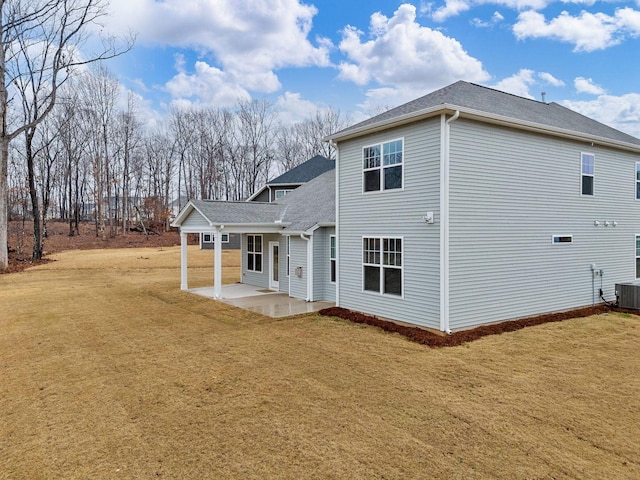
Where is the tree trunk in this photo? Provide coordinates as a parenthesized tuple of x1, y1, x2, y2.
(25, 130, 43, 260)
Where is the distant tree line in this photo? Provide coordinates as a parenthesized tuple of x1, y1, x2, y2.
(6, 66, 349, 259)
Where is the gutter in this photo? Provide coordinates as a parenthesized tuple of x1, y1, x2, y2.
(327, 103, 640, 154)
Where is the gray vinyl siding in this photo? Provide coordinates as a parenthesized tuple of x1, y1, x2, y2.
(313, 227, 336, 302)
(181, 210, 210, 228)
(251, 190, 270, 202)
(337, 118, 441, 329)
(241, 233, 280, 289)
(289, 236, 308, 300)
(448, 119, 640, 330)
(201, 233, 240, 250)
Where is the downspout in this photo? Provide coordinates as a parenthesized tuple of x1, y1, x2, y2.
(440, 110, 459, 334)
(300, 233, 313, 302)
(330, 139, 339, 306)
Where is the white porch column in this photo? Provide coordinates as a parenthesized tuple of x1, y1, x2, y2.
(180, 231, 188, 290)
(213, 227, 223, 299)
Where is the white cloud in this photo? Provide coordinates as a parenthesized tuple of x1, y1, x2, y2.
(338, 4, 490, 94)
(472, 11, 505, 28)
(513, 8, 640, 52)
(563, 94, 640, 138)
(432, 0, 549, 22)
(105, 0, 331, 100)
(491, 69, 537, 98)
(538, 72, 565, 87)
(275, 92, 322, 125)
(574, 76, 606, 95)
(164, 61, 252, 107)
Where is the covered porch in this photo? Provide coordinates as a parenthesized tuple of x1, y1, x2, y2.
(189, 283, 334, 318)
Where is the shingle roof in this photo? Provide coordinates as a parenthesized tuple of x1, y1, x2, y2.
(331, 81, 640, 147)
(182, 170, 335, 232)
(278, 169, 335, 232)
(268, 155, 335, 184)
(189, 200, 282, 225)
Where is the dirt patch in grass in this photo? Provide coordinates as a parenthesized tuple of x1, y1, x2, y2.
(319, 305, 640, 346)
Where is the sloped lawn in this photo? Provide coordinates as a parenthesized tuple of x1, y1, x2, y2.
(1, 246, 638, 479)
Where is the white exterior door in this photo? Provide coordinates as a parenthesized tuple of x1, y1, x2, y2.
(269, 241, 279, 290)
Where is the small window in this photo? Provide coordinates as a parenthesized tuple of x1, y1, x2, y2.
(636, 235, 640, 279)
(221, 233, 229, 243)
(247, 234, 263, 272)
(275, 189, 292, 200)
(552, 235, 573, 244)
(363, 139, 403, 192)
(363, 236, 402, 296)
(636, 163, 640, 200)
(581, 153, 594, 196)
(203, 233, 212, 243)
(330, 235, 336, 283)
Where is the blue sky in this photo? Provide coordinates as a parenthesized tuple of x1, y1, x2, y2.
(103, 0, 640, 135)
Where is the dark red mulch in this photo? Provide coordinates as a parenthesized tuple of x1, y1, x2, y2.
(319, 305, 635, 347)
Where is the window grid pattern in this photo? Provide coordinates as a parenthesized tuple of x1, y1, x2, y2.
(636, 163, 640, 200)
(363, 139, 403, 192)
(330, 235, 336, 283)
(636, 235, 640, 279)
(581, 153, 594, 196)
(363, 237, 402, 296)
(247, 234, 263, 272)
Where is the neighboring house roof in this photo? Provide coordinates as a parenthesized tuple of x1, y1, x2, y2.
(269, 155, 335, 184)
(173, 169, 335, 234)
(328, 81, 640, 151)
(246, 155, 335, 201)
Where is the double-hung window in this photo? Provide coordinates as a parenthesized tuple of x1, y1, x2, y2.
(363, 139, 403, 192)
(636, 235, 640, 279)
(636, 163, 640, 200)
(581, 153, 594, 196)
(330, 235, 336, 283)
(363, 237, 402, 296)
(247, 234, 263, 272)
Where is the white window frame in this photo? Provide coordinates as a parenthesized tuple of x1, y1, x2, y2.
(221, 233, 229, 243)
(247, 234, 263, 273)
(581, 152, 595, 196)
(274, 189, 293, 200)
(202, 233, 213, 243)
(362, 236, 403, 298)
(286, 236, 290, 277)
(636, 235, 640, 280)
(636, 162, 640, 200)
(551, 235, 573, 244)
(362, 138, 404, 193)
(330, 235, 336, 284)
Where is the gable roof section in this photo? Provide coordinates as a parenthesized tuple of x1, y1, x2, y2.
(329, 81, 640, 151)
(173, 170, 335, 234)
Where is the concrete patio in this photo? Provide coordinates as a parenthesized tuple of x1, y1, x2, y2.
(189, 283, 335, 318)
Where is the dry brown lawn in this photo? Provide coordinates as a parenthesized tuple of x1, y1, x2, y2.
(1, 246, 639, 479)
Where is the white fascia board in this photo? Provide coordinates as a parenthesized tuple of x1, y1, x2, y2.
(171, 201, 212, 227)
(178, 223, 288, 234)
(328, 103, 640, 153)
(245, 187, 267, 202)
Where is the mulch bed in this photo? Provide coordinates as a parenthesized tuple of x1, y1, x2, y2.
(319, 305, 637, 347)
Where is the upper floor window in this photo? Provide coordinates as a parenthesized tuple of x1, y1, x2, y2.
(636, 163, 640, 200)
(636, 235, 640, 279)
(581, 153, 594, 196)
(363, 139, 403, 192)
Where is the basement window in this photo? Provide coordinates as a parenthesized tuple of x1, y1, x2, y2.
(552, 235, 573, 244)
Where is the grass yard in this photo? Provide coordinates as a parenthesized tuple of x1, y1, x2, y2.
(1, 246, 639, 479)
